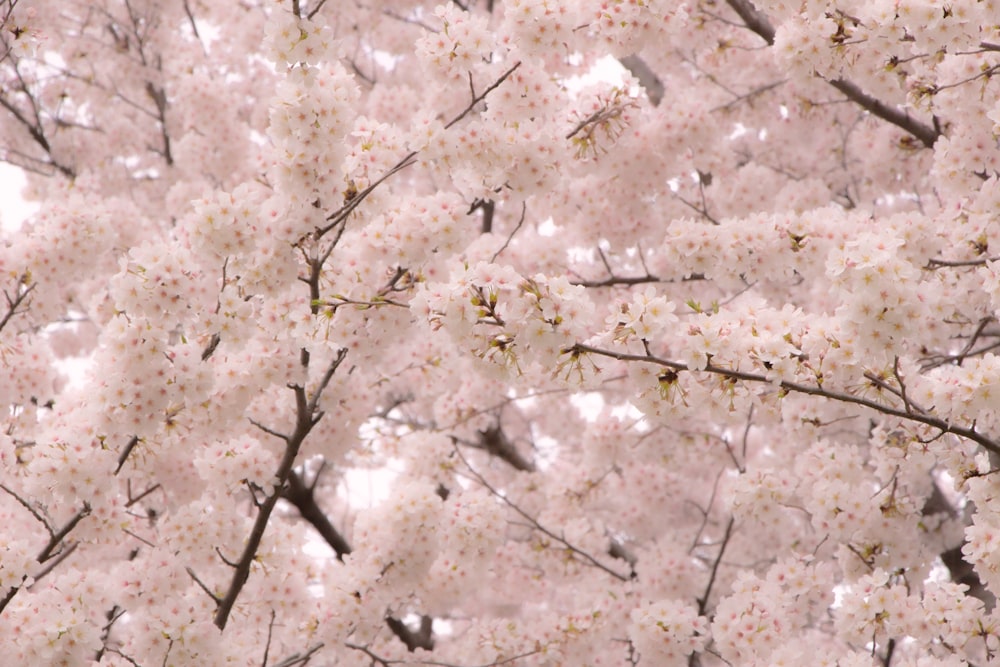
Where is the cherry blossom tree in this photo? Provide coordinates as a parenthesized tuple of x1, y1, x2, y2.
(2, 0, 1000, 664)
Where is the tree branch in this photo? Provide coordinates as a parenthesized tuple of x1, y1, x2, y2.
(568, 343, 1000, 456)
(723, 0, 940, 148)
(619, 55, 664, 106)
(476, 424, 535, 472)
(724, 0, 775, 43)
(696, 516, 734, 615)
(454, 445, 629, 582)
(272, 643, 325, 667)
(282, 468, 352, 559)
(827, 78, 939, 149)
(0, 280, 34, 334)
(317, 62, 520, 239)
(214, 350, 348, 629)
(386, 614, 434, 652)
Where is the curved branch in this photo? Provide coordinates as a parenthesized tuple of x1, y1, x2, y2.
(827, 78, 939, 149)
(724, 0, 775, 44)
(386, 615, 434, 652)
(0, 280, 34, 334)
(568, 343, 1000, 456)
(477, 424, 535, 473)
(723, 0, 941, 149)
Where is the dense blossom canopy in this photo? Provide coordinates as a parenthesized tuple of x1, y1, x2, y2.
(2, 0, 1000, 665)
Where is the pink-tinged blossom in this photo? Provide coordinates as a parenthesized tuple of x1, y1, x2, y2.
(3, 0, 1000, 664)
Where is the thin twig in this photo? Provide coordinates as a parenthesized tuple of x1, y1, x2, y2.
(697, 516, 735, 615)
(316, 63, 521, 238)
(490, 202, 526, 262)
(115, 435, 140, 474)
(272, 643, 325, 667)
(453, 445, 629, 582)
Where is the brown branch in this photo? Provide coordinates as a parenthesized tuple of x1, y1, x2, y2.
(280, 463, 444, 650)
(921, 480, 994, 607)
(926, 256, 998, 269)
(490, 201, 526, 262)
(619, 55, 664, 106)
(0, 0, 22, 40)
(115, 435, 140, 474)
(386, 614, 434, 652)
(568, 343, 1000, 456)
(469, 198, 495, 233)
(37, 502, 91, 562)
(697, 516, 735, 615)
(477, 424, 535, 472)
(572, 267, 706, 288)
(144, 80, 172, 165)
(272, 643, 325, 667)
(445, 62, 521, 131)
(710, 79, 787, 113)
(0, 81, 76, 178)
(723, 0, 940, 148)
(306, 0, 330, 20)
(30, 540, 79, 585)
(318, 155, 418, 235)
(181, 0, 200, 39)
(826, 78, 939, 148)
(282, 468, 352, 559)
(201, 332, 221, 361)
(214, 349, 348, 629)
(608, 538, 638, 579)
(724, 0, 775, 43)
(186, 566, 220, 602)
(346, 642, 540, 667)
(0, 498, 90, 614)
(453, 445, 629, 581)
(0, 280, 34, 334)
(317, 62, 520, 238)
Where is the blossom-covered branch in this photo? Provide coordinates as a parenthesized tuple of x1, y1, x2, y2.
(567, 342, 1000, 455)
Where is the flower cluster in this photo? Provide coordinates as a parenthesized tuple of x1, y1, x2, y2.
(193, 436, 278, 495)
(264, 10, 337, 67)
(713, 557, 833, 663)
(351, 480, 443, 591)
(415, 4, 494, 80)
(267, 63, 359, 204)
(629, 599, 708, 664)
(835, 569, 917, 647)
(7, 0, 1000, 665)
(413, 261, 594, 377)
(422, 488, 505, 610)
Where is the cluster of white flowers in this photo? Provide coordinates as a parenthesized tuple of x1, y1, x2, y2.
(413, 260, 595, 378)
(193, 436, 278, 495)
(8, 0, 1000, 664)
(712, 557, 834, 663)
(628, 599, 708, 664)
(422, 488, 505, 610)
(263, 10, 337, 67)
(351, 480, 443, 591)
(415, 4, 494, 80)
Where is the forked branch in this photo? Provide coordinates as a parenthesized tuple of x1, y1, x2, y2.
(214, 349, 348, 629)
